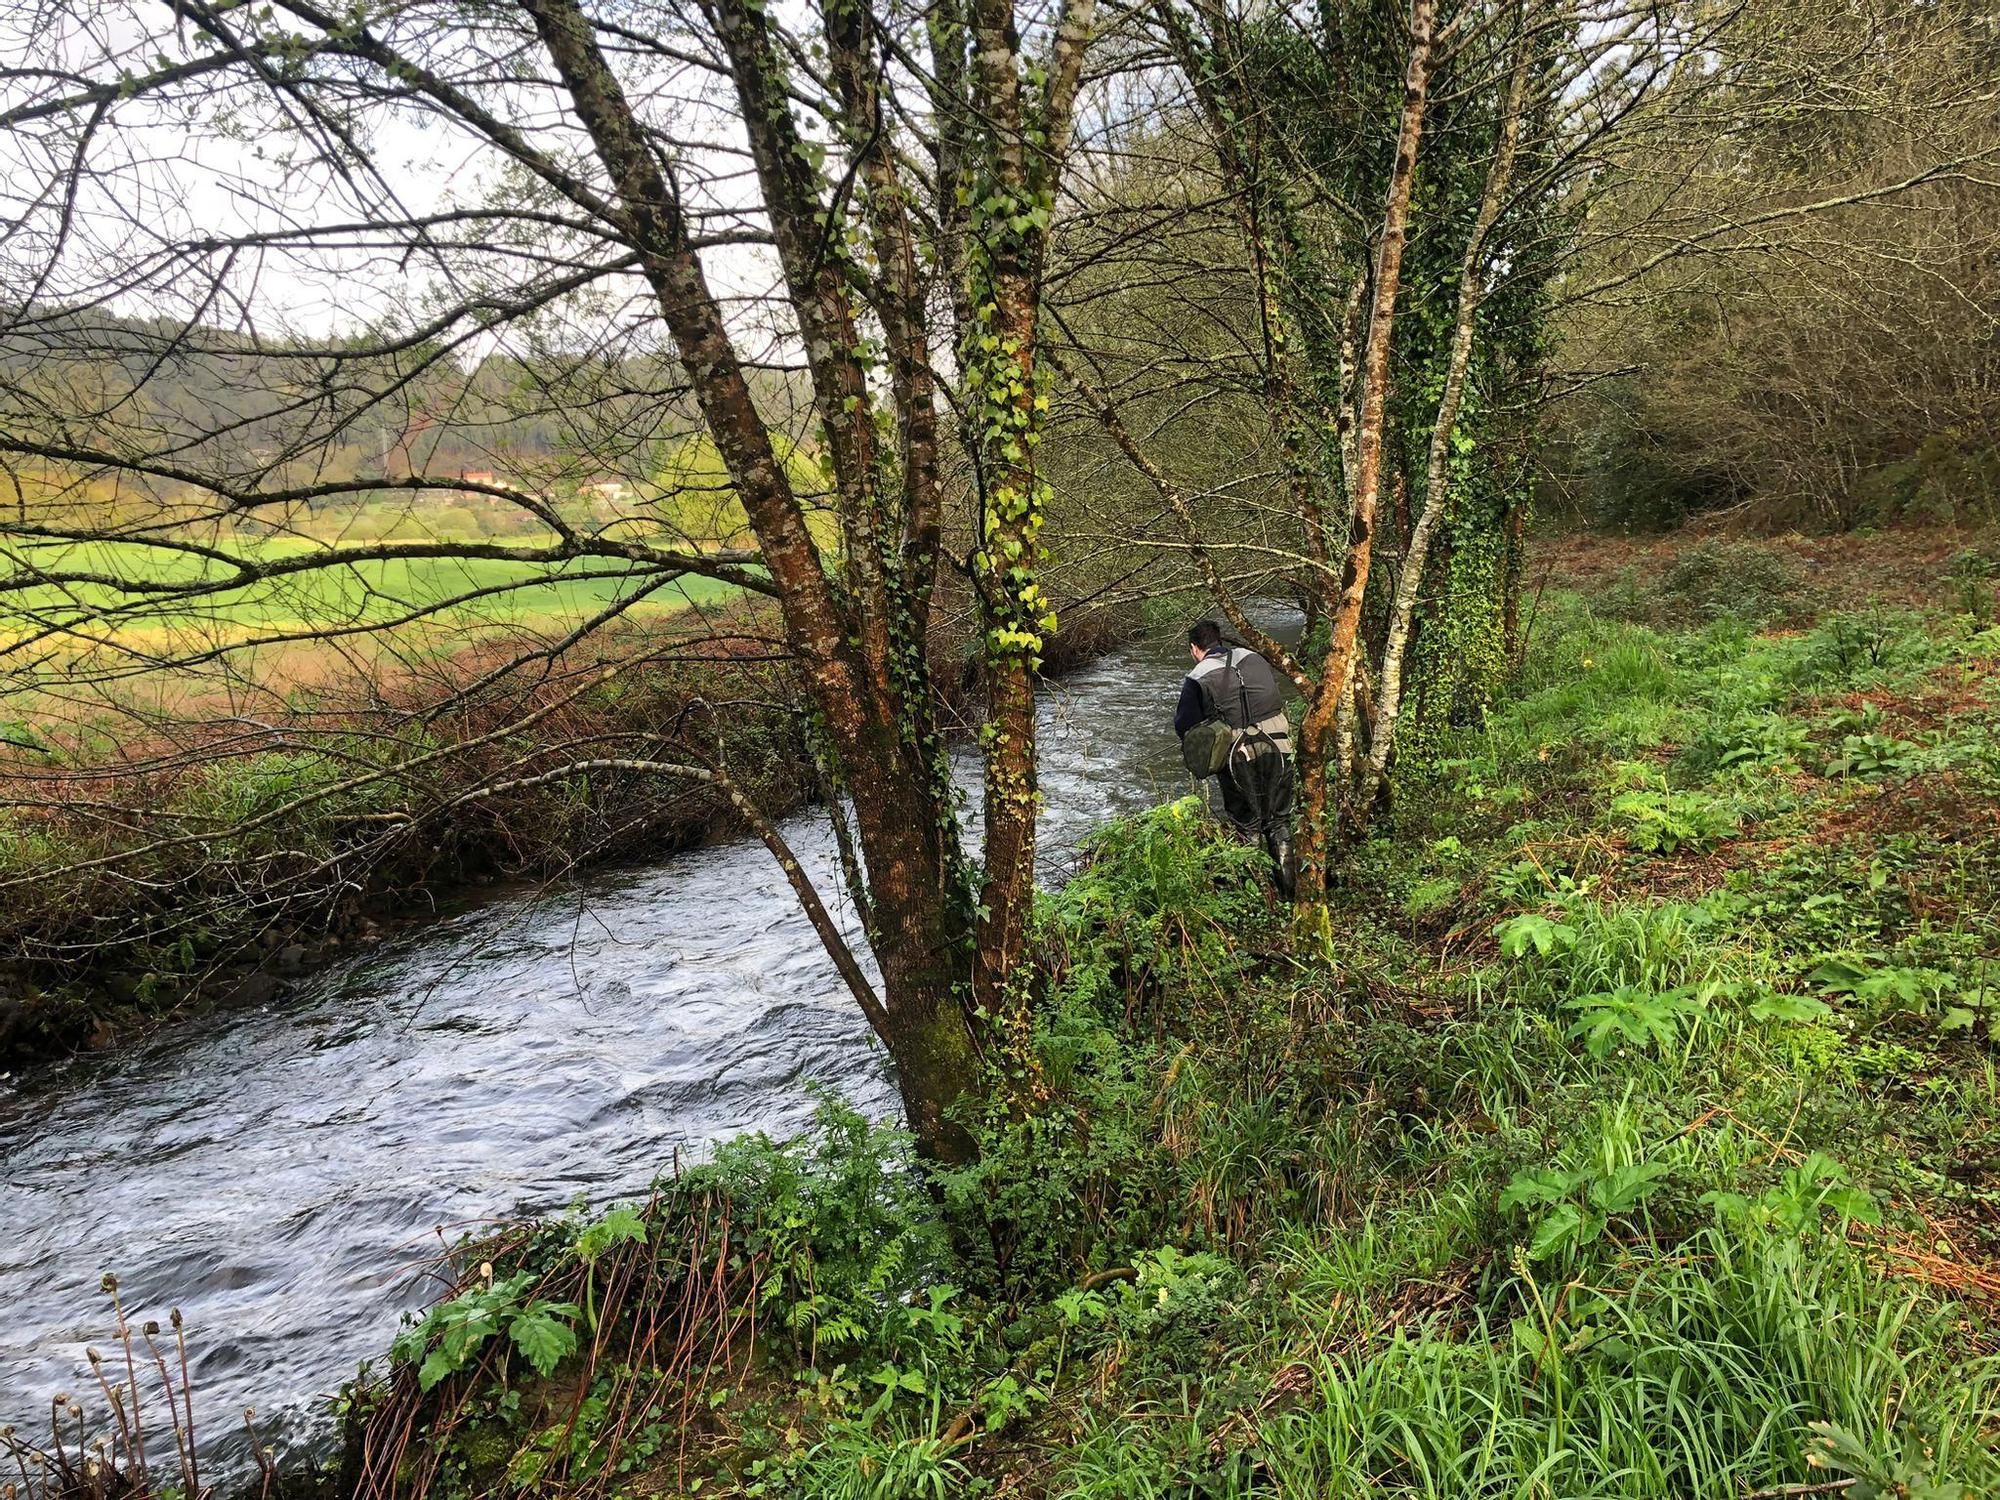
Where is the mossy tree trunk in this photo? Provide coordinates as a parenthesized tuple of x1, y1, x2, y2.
(524, 0, 1095, 1162)
(1358, 42, 1532, 815)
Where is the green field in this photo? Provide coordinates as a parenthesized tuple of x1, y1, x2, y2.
(0, 432, 838, 669)
(2, 535, 742, 649)
(0, 534, 747, 730)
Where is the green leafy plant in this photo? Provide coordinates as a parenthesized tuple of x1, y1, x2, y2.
(390, 1272, 581, 1392)
(1805, 1420, 1969, 1500)
(573, 1203, 647, 1263)
(1494, 911, 1578, 958)
(1404, 876, 1461, 920)
(1792, 609, 1944, 685)
(1689, 711, 1814, 775)
(1500, 1160, 1671, 1261)
(1943, 547, 1996, 627)
(573, 1203, 648, 1329)
(1703, 1152, 1880, 1233)
(1824, 730, 1925, 779)
(1745, 987, 1834, 1024)
(718, 1102, 951, 1360)
(1564, 984, 1709, 1059)
(1606, 777, 1740, 854)
(1102, 1248, 1247, 1380)
(1811, 952, 1995, 1036)
(1812, 954, 1959, 1016)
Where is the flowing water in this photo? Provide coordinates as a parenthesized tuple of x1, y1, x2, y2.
(0, 617, 1296, 1471)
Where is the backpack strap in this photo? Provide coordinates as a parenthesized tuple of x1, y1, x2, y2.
(1225, 649, 1292, 761)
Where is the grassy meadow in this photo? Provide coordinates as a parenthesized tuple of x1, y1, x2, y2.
(1, 521, 746, 737)
(2, 533, 738, 650)
(0, 436, 842, 723)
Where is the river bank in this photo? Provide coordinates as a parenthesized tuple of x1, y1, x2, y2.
(302, 536, 1998, 1500)
(0, 608, 1241, 1482)
(11, 531, 1999, 1499)
(0, 598, 1148, 1068)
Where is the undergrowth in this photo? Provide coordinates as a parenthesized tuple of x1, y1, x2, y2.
(356, 587, 1999, 1499)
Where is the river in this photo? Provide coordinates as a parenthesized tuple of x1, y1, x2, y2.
(0, 616, 1295, 1472)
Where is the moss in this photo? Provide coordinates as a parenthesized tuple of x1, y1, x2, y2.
(1395, 410, 1521, 791)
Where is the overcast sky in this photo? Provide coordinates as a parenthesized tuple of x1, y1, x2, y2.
(0, 0, 792, 359)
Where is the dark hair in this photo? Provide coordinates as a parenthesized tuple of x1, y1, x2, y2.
(1188, 619, 1225, 652)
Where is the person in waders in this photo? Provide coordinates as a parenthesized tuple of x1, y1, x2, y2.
(1174, 618, 1297, 896)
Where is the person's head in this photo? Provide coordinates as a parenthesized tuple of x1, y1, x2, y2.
(1188, 619, 1225, 660)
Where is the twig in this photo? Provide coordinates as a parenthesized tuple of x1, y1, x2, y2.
(1513, 556, 1555, 671)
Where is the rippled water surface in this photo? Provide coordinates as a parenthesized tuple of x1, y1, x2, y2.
(0, 619, 1294, 1466)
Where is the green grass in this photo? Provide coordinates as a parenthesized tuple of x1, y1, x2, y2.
(2, 534, 738, 646)
(1007, 592, 1999, 1500)
(49, 566, 2000, 1500)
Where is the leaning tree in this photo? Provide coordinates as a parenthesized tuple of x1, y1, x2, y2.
(0, 0, 1098, 1163)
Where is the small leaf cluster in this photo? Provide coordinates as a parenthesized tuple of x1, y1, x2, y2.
(389, 1271, 581, 1393)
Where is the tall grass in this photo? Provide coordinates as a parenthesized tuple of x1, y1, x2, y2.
(1255, 1226, 1997, 1499)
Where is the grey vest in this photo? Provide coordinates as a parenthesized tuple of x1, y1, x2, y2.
(1187, 648, 1291, 752)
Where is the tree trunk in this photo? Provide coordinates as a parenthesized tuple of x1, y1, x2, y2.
(524, 0, 991, 1163)
(964, 0, 1095, 1022)
(1501, 471, 1532, 664)
(860, 789, 986, 1164)
(1359, 43, 1530, 813)
(1293, 0, 1438, 905)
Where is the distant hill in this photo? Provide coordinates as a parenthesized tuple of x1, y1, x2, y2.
(0, 305, 813, 512)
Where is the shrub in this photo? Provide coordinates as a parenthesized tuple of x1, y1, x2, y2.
(1944, 547, 1996, 626)
(941, 803, 1307, 1297)
(1787, 607, 1949, 687)
(1604, 540, 1802, 627)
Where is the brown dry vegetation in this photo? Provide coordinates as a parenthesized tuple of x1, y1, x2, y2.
(1540, 526, 2000, 616)
(0, 594, 1144, 1064)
